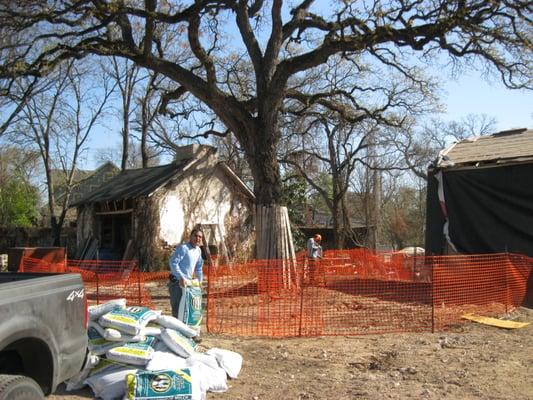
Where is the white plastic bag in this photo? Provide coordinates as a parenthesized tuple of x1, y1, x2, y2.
(123, 368, 204, 400)
(87, 358, 124, 378)
(84, 367, 137, 400)
(156, 314, 199, 338)
(186, 353, 228, 393)
(87, 326, 124, 356)
(145, 350, 187, 371)
(104, 327, 145, 342)
(99, 306, 161, 335)
(88, 298, 126, 321)
(140, 322, 162, 337)
(178, 280, 203, 329)
(160, 328, 198, 358)
(106, 336, 157, 366)
(206, 348, 243, 379)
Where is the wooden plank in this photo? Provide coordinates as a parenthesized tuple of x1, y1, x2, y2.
(95, 209, 134, 215)
(280, 206, 288, 287)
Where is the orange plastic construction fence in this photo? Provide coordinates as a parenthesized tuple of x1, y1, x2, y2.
(19, 250, 533, 337)
(205, 250, 532, 337)
(21, 257, 153, 307)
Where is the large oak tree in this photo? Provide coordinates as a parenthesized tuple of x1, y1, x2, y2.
(0, 0, 530, 257)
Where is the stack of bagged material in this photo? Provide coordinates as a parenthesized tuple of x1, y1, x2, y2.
(67, 299, 243, 400)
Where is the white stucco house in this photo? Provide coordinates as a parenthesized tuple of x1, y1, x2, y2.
(71, 144, 255, 270)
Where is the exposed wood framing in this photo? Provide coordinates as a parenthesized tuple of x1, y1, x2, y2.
(95, 209, 134, 215)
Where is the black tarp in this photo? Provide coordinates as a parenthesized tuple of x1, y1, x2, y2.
(425, 163, 533, 257)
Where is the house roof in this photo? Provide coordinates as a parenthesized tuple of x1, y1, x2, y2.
(51, 161, 118, 186)
(70, 158, 255, 207)
(70, 160, 190, 206)
(436, 128, 533, 169)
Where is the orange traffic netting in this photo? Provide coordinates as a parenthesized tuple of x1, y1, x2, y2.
(19, 249, 533, 337)
(21, 257, 153, 307)
(205, 250, 532, 337)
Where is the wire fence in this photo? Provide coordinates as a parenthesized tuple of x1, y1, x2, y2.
(19, 249, 532, 337)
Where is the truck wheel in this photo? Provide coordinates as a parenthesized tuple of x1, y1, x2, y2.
(0, 374, 44, 400)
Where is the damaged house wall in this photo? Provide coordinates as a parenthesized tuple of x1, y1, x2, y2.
(73, 145, 255, 270)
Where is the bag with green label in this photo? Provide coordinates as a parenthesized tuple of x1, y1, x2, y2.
(124, 368, 203, 400)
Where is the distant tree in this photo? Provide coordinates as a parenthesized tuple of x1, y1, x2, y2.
(94, 141, 161, 169)
(106, 57, 143, 171)
(0, 176, 40, 227)
(382, 183, 426, 249)
(0, 147, 40, 227)
(211, 133, 253, 187)
(396, 114, 498, 179)
(7, 60, 114, 244)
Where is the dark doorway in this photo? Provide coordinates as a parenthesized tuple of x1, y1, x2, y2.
(98, 213, 132, 260)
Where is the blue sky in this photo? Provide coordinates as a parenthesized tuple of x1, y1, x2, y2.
(442, 72, 532, 131)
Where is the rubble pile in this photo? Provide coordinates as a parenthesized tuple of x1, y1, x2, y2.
(67, 299, 242, 400)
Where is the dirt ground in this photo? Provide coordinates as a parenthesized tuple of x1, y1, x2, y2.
(49, 306, 532, 400)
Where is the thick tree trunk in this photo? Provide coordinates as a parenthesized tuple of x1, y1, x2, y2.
(242, 119, 295, 261)
(332, 202, 348, 250)
(245, 127, 283, 205)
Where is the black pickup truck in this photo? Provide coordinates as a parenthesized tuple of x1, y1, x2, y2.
(0, 272, 88, 399)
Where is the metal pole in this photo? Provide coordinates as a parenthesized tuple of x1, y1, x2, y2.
(205, 262, 211, 332)
(298, 260, 305, 337)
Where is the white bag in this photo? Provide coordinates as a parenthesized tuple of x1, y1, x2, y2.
(178, 280, 203, 329)
(186, 353, 219, 370)
(87, 358, 124, 378)
(87, 326, 124, 356)
(99, 306, 161, 335)
(140, 322, 162, 337)
(145, 350, 187, 371)
(106, 336, 157, 366)
(206, 348, 243, 379)
(104, 327, 145, 342)
(88, 298, 126, 321)
(160, 328, 198, 358)
(186, 354, 228, 393)
(124, 368, 205, 400)
(88, 320, 107, 337)
(84, 367, 137, 400)
(156, 314, 199, 338)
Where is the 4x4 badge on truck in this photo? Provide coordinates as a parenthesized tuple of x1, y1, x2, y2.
(66, 289, 85, 301)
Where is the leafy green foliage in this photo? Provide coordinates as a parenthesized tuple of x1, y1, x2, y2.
(0, 175, 40, 227)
